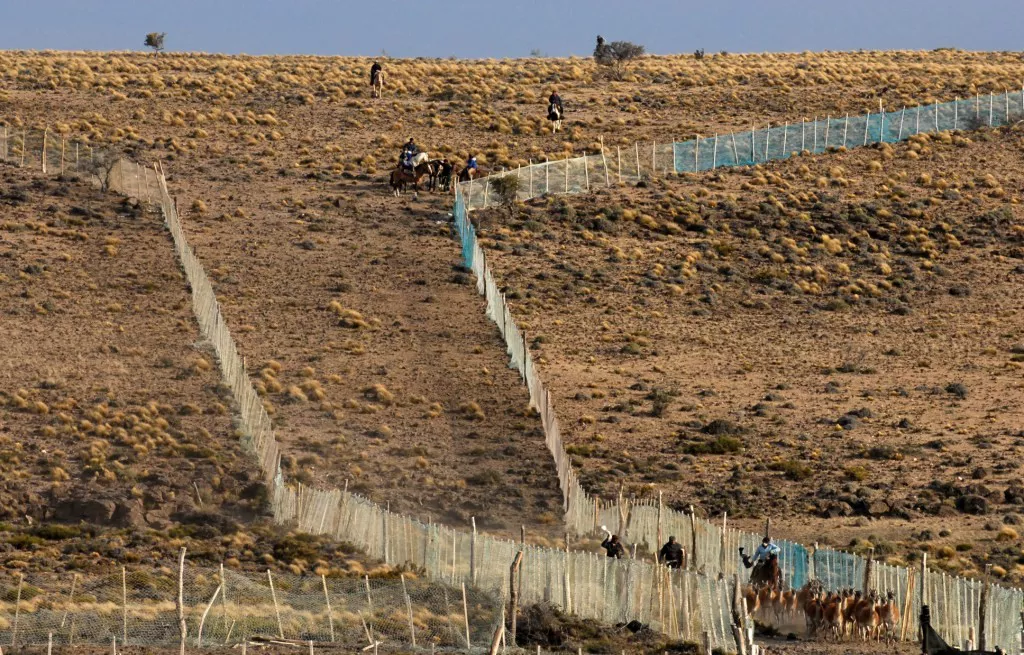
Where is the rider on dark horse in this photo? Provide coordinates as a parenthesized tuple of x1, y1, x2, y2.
(399, 138, 418, 172)
(548, 89, 564, 121)
(740, 536, 781, 586)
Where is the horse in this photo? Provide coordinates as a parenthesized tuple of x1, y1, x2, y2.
(457, 164, 482, 183)
(741, 551, 782, 590)
(547, 103, 563, 133)
(410, 152, 429, 168)
(371, 69, 385, 99)
(425, 159, 446, 192)
(435, 160, 454, 192)
(389, 161, 431, 196)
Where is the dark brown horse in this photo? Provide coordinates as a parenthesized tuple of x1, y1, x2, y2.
(742, 552, 782, 589)
(389, 162, 431, 195)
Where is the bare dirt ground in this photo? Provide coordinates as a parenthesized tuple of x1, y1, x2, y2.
(1, 48, 1023, 587)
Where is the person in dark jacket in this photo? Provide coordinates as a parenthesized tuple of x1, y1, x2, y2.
(399, 138, 418, 171)
(547, 90, 564, 133)
(548, 90, 564, 118)
(659, 536, 684, 569)
(601, 534, 626, 559)
(370, 61, 382, 85)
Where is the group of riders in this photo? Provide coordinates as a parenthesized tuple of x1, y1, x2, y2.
(600, 530, 783, 587)
(372, 61, 564, 194)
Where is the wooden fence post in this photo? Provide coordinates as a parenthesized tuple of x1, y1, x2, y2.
(862, 548, 874, 593)
(600, 142, 610, 186)
(401, 574, 415, 648)
(177, 548, 187, 655)
(689, 505, 698, 571)
(656, 491, 663, 563)
(461, 582, 472, 648)
(731, 574, 748, 655)
(322, 574, 335, 642)
(509, 551, 524, 646)
(563, 535, 572, 613)
(268, 569, 283, 639)
(122, 566, 128, 645)
(978, 567, 990, 652)
(900, 567, 915, 642)
(364, 575, 376, 642)
(719, 512, 728, 579)
(920, 552, 928, 611)
(487, 607, 505, 655)
(470, 517, 476, 584)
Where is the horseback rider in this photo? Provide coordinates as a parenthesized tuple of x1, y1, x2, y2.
(547, 89, 564, 120)
(601, 533, 626, 559)
(659, 536, 684, 569)
(740, 536, 781, 582)
(399, 138, 418, 172)
(750, 536, 781, 566)
(370, 61, 382, 86)
(465, 153, 478, 179)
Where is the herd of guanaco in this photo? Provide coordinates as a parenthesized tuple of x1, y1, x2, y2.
(743, 581, 902, 643)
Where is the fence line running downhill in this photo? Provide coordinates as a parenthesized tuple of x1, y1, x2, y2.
(1, 85, 1021, 651)
(451, 88, 1024, 652)
(0, 125, 744, 650)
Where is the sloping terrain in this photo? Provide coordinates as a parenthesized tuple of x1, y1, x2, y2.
(473, 124, 1024, 576)
(0, 168, 390, 578)
(1, 47, 1023, 562)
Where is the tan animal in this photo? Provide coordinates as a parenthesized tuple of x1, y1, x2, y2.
(854, 590, 881, 640)
(799, 582, 824, 636)
(842, 590, 861, 639)
(876, 590, 901, 644)
(743, 585, 760, 615)
(822, 591, 845, 640)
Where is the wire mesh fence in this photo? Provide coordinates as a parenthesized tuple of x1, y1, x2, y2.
(5, 82, 1024, 651)
(462, 88, 1024, 212)
(0, 564, 504, 652)
(142, 130, 743, 650)
(450, 87, 1024, 652)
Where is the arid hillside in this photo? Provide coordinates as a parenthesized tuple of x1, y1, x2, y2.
(2, 47, 1023, 564)
(0, 167, 400, 579)
(474, 123, 1024, 577)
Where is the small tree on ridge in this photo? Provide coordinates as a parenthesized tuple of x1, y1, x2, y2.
(593, 35, 645, 79)
(144, 32, 166, 54)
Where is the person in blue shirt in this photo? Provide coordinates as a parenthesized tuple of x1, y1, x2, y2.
(465, 154, 478, 179)
(750, 536, 781, 565)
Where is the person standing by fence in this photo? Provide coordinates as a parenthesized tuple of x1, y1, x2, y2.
(602, 533, 626, 559)
(660, 536, 684, 568)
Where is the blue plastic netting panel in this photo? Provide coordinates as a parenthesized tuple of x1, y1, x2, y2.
(671, 91, 1024, 174)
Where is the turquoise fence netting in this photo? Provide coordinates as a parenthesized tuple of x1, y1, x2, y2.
(673, 91, 1024, 172)
(450, 89, 1024, 651)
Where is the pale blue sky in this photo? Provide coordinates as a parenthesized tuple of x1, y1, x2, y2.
(0, 0, 1019, 58)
